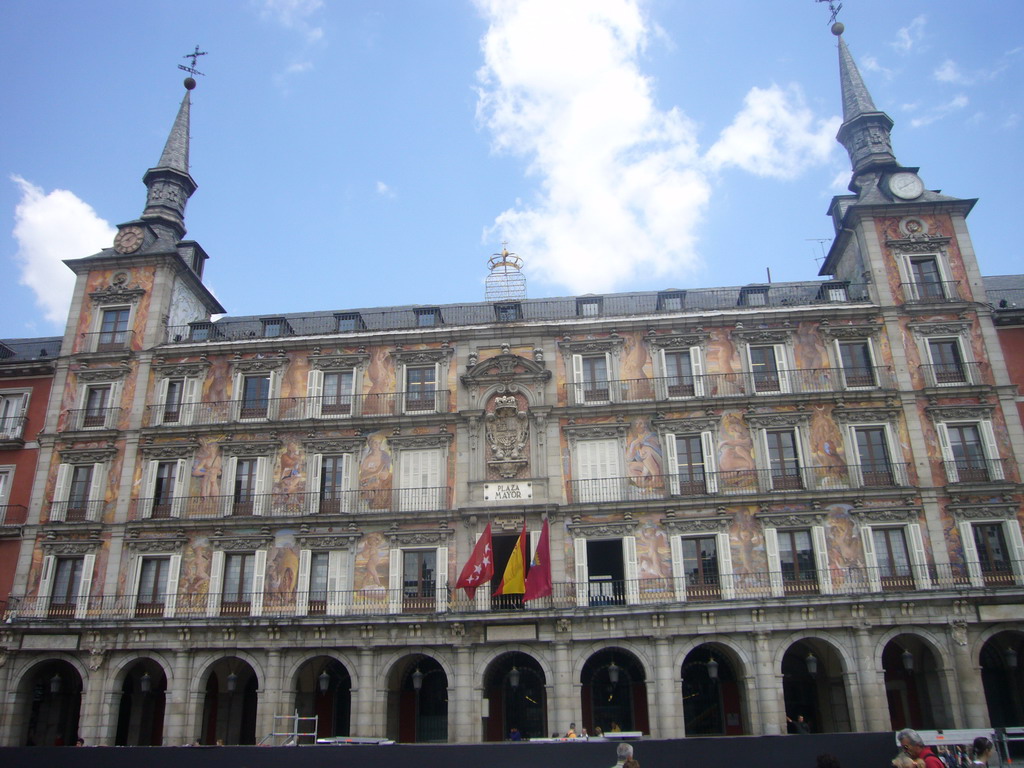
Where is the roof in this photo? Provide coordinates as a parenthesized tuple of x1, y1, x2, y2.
(0, 336, 62, 362)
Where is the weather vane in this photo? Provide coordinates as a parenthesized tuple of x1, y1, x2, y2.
(815, 0, 843, 26)
(178, 45, 208, 78)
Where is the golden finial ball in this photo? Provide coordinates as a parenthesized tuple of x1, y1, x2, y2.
(831, 22, 844, 36)
(184, 77, 197, 90)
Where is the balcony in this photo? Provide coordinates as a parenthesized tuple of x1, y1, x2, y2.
(8, 560, 1021, 623)
(944, 457, 1009, 485)
(900, 281, 962, 304)
(564, 366, 895, 406)
(0, 505, 27, 526)
(0, 415, 27, 442)
(79, 329, 134, 353)
(143, 391, 453, 427)
(61, 406, 123, 431)
(128, 487, 452, 520)
(569, 464, 912, 503)
(921, 361, 985, 388)
(48, 500, 105, 523)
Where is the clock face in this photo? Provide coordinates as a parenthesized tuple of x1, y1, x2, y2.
(889, 172, 924, 201)
(114, 226, 145, 254)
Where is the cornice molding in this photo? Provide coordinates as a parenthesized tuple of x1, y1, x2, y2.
(564, 423, 628, 445)
(655, 417, 719, 435)
(140, 443, 196, 460)
(219, 439, 281, 457)
(849, 507, 920, 524)
(89, 283, 146, 306)
(388, 431, 453, 449)
(152, 359, 211, 378)
(832, 406, 901, 424)
(756, 511, 826, 527)
(303, 437, 364, 454)
(731, 326, 793, 344)
(557, 337, 624, 355)
(925, 404, 995, 421)
(229, 354, 289, 374)
(662, 516, 730, 534)
(743, 411, 809, 429)
(568, 519, 638, 538)
(392, 347, 454, 365)
(818, 322, 882, 340)
(58, 447, 117, 464)
(385, 528, 454, 547)
(647, 331, 710, 349)
(909, 321, 970, 337)
(309, 352, 370, 371)
(75, 365, 131, 383)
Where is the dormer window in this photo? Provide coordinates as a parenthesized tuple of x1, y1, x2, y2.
(261, 318, 291, 338)
(494, 303, 522, 322)
(416, 308, 441, 327)
(577, 297, 602, 317)
(739, 286, 769, 307)
(335, 312, 365, 332)
(189, 321, 220, 342)
(818, 282, 849, 302)
(657, 291, 685, 311)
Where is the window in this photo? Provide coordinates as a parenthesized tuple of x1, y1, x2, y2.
(0, 392, 28, 439)
(571, 353, 611, 404)
(163, 379, 184, 422)
(837, 341, 877, 389)
(849, 426, 905, 487)
(577, 298, 601, 317)
(220, 455, 271, 516)
(404, 365, 437, 413)
(748, 345, 788, 394)
(973, 524, 1012, 584)
(861, 523, 930, 591)
(298, 549, 348, 616)
(152, 461, 177, 518)
(261, 317, 290, 337)
(52, 557, 84, 611)
(415, 308, 441, 327)
(960, 520, 1024, 588)
(36, 554, 95, 618)
(739, 286, 768, 306)
(571, 536, 639, 607)
(574, 438, 623, 503)
(136, 557, 170, 616)
(234, 458, 258, 515)
(871, 528, 911, 590)
(763, 429, 803, 490)
(323, 371, 354, 415)
(494, 303, 522, 322)
(0, 467, 12, 512)
(938, 422, 1003, 483)
(52, 462, 105, 522)
(320, 455, 351, 513)
(402, 550, 437, 612)
(222, 552, 255, 614)
(765, 525, 831, 597)
(657, 291, 684, 311)
(397, 448, 444, 511)
(659, 348, 705, 398)
(188, 321, 219, 341)
(140, 458, 187, 518)
(664, 432, 717, 495)
(240, 374, 271, 419)
(679, 536, 720, 599)
(925, 339, 968, 386)
(309, 552, 330, 613)
(97, 307, 130, 351)
(335, 313, 365, 332)
(819, 282, 849, 302)
(155, 376, 199, 426)
(82, 385, 112, 428)
(908, 256, 946, 300)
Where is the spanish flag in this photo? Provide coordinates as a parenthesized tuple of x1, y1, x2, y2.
(493, 523, 527, 596)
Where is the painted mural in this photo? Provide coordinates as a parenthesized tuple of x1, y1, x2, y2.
(74, 266, 157, 354)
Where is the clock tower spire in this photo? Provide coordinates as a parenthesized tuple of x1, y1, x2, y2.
(140, 81, 197, 243)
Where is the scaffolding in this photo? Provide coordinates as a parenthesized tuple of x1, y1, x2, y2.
(259, 710, 318, 746)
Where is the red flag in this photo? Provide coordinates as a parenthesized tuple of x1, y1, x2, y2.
(524, 519, 552, 602)
(455, 523, 494, 599)
(494, 523, 527, 596)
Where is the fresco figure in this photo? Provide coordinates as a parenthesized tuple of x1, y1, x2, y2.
(625, 417, 664, 492)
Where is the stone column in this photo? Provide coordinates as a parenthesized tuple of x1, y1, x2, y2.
(0, 650, 19, 745)
(166, 647, 193, 745)
(855, 626, 890, 731)
(654, 637, 681, 738)
(258, 649, 283, 742)
(552, 639, 573, 733)
(354, 646, 375, 736)
(753, 631, 783, 735)
(452, 643, 475, 743)
(950, 622, 989, 728)
(78, 656, 109, 745)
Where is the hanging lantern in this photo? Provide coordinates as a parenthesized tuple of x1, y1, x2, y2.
(901, 649, 914, 673)
(805, 653, 818, 677)
(412, 667, 424, 691)
(227, 671, 238, 693)
(1005, 646, 1019, 670)
(706, 657, 720, 681)
(140, 672, 152, 693)
(50, 673, 62, 694)
(318, 669, 330, 693)
(608, 661, 620, 685)
(508, 666, 521, 689)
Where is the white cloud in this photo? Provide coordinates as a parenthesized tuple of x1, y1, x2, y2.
(259, 0, 324, 43)
(909, 94, 969, 128)
(861, 56, 892, 78)
(10, 176, 114, 327)
(934, 59, 971, 85)
(375, 181, 396, 198)
(706, 85, 840, 179)
(474, 0, 836, 294)
(892, 15, 926, 54)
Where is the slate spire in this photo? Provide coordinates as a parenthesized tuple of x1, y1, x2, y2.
(141, 81, 198, 241)
(832, 23, 897, 182)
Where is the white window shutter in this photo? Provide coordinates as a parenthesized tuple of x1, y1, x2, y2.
(251, 550, 267, 617)
(253, 456, 270, 516)
(426, 448, 442, 508)
(433, 362, 442, 412)
(1004, 520, 1024, 586)
(907, 523, 932, 589)
(126, 555, 142, 616)
(690, 346, 706, 397)
(88, 462, 106, 522)
(885, 425, 908, 486)
(332, 550, 350, 615)
(105, 381, 122, 429)
(663, 433, 680, 495)
(717, 531, 735, 600)
(764, 527, 784, 598)
(604, 352, 616, 403)
(574, 537, 589, 607)
(207, 550, 225, 616)
(861, 527, 881, 592)
(701, 431, 718, 494)
(811, 525, 833, 595)
(327, 550, 345, 616)
(220, 456, 238, 516)
(306, 453, 323, 515)
(75, 553, 95, 619)
(164, 554, 181, 618)
(171, 459, 189, 518)
(571, 354, 585, 405)
(792, 427, 810, 490)
(846, 426, 864, 488)
(37, 555, 56, 617)
(529, 529, 540, 561)
(155, 378, 170, 426)
(670, 534, 686, 602)
(388, 548, 402, 614)
(141, 460, 158, 519)
(339, 453, 353, 512)
(435, 545, 449, 613)
(623, 536, 639, 605)
(774, 345, 791, 393)
(979, 420, 1003, 480)
(935, 423, 957, 482)
(959, 522, 983, 588)
(296, 549, 312, 616)
(306, 369, 324, 418)
(231, 372, 243, 421)
(267, 369, 281, 419)
(655, 349, 668, 400)
(181, 377, 199, 426)
(51, 464, 71, 521)
(757, 429, 772, 493)
(896, 255, 915, 301)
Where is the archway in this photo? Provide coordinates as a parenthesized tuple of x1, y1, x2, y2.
(388, 655, 448, 743)
(980, 631, 1024, 727)
(883, 635, 950, 730)
(19, 659, 82, 746)
(483, 651, 547, 741)
(681, 645, 745, 736)
(294, 656, 352, 739)
(781, 640, 851, 733)
(581, 648, 649, 735)
(199, 657, 258, 745)
(114, 659, 166, 745)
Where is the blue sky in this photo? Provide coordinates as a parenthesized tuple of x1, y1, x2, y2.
(2, 1, 1021, 339)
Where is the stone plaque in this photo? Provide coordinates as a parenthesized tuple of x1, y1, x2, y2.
(484, 481, 533, 502)
(486, 624, 537, 642)
(979, 604, 1024, 621)
(21, 634, 80, 651)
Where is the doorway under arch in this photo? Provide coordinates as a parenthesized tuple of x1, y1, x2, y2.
(781, 640, 851, 733)
(681, 645, 745, 736)
(294, 656, 352, 739)
(388, 655, 448, 743)
(980, 631, 1024, 727)
(114, 659, 166, 745)
(483, 651, 547, 741)
(200, 657, 259, 745)
(581, 648, 649, 735)
(19, 659, 82, 746)
(883, 635, 951, 730)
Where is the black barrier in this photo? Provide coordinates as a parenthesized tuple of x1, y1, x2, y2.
(0, 732, 894, 768)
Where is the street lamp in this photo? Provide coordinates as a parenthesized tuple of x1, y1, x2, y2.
(805, 653, 818, 678)
(706, 656, 719, 682)
(901, 649, 914, 673)
(318, 669, 330, 694)
(1006, 646, 1019, 670)
(412, 667, 424, 691)
(508, 665, 520, 689)
(50, 673, 62, 694)
(227, 670, 238, 693)
(140, 672, 152, 693)
(608, 661, 620, 685)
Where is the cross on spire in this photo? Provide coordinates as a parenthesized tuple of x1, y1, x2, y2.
(178, 45, 207, 78)
(815, 0, 843, 26)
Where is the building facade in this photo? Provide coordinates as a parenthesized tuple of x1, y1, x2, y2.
(1, 27, 1022, 747)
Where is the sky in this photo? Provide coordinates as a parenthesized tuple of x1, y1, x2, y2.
(2, 0, 1022, 339)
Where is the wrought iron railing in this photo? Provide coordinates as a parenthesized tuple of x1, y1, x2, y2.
(78, 329, 135, 353)
(900, 281, 963, 303)
(0, 505, 27, 526)
(142, 391, 453, 426)
(61, 406, 123, 431)
(0, 415, 27, 440)
(7, 561, 1021, 622)
(564, 367, 895, 405)
(920, 362, 985, 388)
(943, 457, 1010, 484)
(47, 500, 105, 523)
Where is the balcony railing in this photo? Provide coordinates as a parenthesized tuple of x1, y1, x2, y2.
(8, 561, 1021, 623)
(128, 487, 452, 520)
(143, 391, 453, 426)
(900, 281, 963, 303)
(944, 457, 1009, 484)
(0, 415, 27, 441)
(570, 464, 911, 503)
(48, 500, 105, 523)
(921, 362, 985, 388)
(61, 407, 123, 431)
(0, 505, 27, 526)
(79, 329, 134, 353)
(564, 366, 895, 405)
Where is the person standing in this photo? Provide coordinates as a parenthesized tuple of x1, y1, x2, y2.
(897, 729, 944, 768)
(612, 742, 634, 768)
(970, 736, 994, 766)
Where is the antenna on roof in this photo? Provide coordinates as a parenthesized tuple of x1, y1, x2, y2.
(806, 238, 830, 265)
